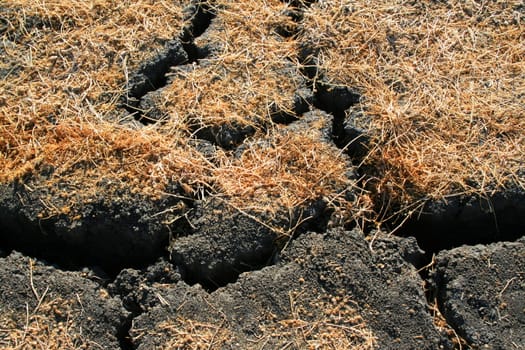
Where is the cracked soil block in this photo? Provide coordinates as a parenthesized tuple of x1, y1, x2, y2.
(128, 228, 446, 349)
(0, 252, 129, 349)
(432, 237, 525, 349)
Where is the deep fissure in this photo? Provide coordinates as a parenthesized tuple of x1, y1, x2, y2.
(398, 192, 525, 255)
(0, 233, 169, 283)
(117, 315, 134, 350)
(125, 2, 216, 124)
(313, 84, 367, 158)
(0, 194, 180, 281)
(183, 256, 277, 293)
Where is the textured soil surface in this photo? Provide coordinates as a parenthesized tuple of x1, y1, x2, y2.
(0, 252, 129, 349)
(432, 238, 525, 349)
(125, 229, 444, 349)
(1, 0, 524, 349)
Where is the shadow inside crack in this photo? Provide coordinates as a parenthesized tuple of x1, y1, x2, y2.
(168, 197, 333, 292)
(397, 190, 525, 256)
(0, 182, 193, 280)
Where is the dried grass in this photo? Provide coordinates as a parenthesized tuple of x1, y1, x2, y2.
(1, 0, 363, 227)
(150, 0, 361, 225)
(0, 0, 211, 216)
(212, 123, 357, 226)
(1, 0, 189, 101)
(0, 297, 93, 350)
(146, 291, 376, 350)
(3, 1, 522, 223)
(158, 0, 303, 132)
(257, 291, 377, 349)
(154, 318, 232, 350)
(302, 0, 525, 204)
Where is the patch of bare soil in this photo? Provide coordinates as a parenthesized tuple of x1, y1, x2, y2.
(0, 252, 128, 349)
(431, 237, 525, 349)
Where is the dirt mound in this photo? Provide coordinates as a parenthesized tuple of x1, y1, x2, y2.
(113, 228, 445, 349)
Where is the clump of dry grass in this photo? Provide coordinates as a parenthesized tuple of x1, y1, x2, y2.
(302, 0, 525, 205)
(152, 318, 232, 350)
(157, 0, 303, 133)
(0, 89, 212, 218)
(197, 0, 298, 67)
(212, 121, 358, 227)
(1, 0, 190, 102)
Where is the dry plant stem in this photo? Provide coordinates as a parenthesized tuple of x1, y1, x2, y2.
(29, 259, 49, 314)
(429, 297, 466, 350)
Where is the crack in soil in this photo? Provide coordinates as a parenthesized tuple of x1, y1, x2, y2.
(368, 189, 525, 349)
(125, 2, 216, 124)
(400, 192, 525, 254)
(1, 1, 524, 348)
(117, 315, 135, 350)
(0, 200, 176, 279)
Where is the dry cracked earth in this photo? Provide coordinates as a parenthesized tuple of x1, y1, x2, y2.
(0, 1, 524, 349)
